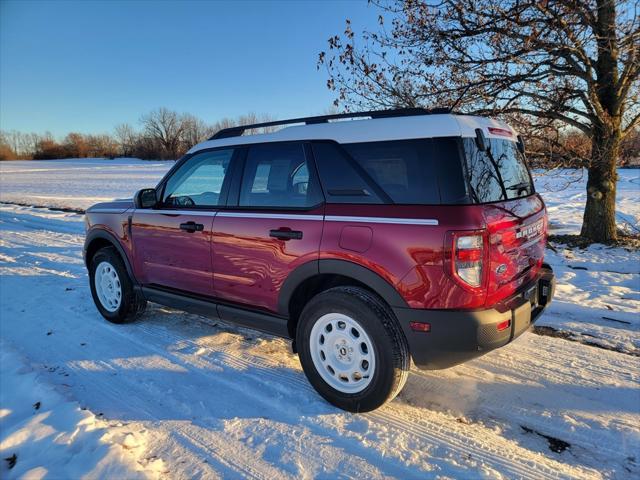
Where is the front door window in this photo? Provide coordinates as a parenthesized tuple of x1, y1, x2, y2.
(163, 149, 235, 208)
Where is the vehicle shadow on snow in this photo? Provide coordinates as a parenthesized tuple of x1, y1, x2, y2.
(0, 271, 444, 478)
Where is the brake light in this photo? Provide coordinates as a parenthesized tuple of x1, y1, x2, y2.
(488, 127, 512, 137)
(454, 234, 484, 288)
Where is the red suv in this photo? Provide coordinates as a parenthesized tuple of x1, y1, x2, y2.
(84, 108, 555, 412)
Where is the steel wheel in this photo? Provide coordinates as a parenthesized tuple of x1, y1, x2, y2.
(94, 261, 122, 312)
(309, 312, 376, 394)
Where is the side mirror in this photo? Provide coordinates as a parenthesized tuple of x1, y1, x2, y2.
(475, 128, 488, 152)
(134, 188, 158, 209)
(517, 134, 526, 154)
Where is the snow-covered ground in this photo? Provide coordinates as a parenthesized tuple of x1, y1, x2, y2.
(534, 169, 640, 356)
(0, 158, 172, 211)
(0, 159, 638, 479)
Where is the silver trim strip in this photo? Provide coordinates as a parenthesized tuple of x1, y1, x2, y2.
(87, 208, 130, 214)
(129, 210, 438, 225)
(325, 215, 438, 226)
(217, 212, 323, 221)
(133, 209, 219, 216)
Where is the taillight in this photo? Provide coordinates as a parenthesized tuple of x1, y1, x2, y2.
(454, 234, 484, 288)
(487, 127, 512, 137)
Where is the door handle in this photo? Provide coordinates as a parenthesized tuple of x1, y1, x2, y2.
(269, 229, 303, 240)
(180, 221, 204, 233)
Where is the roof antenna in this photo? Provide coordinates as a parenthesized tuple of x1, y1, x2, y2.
(449, 84, 472, 113)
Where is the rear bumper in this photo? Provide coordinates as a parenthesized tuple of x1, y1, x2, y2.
(393, 264, 556, 370)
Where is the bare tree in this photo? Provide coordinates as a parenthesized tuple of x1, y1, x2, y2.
(140, 107, 187, 159)
(182, 114, 214, 150)
(320, 0, 639, 243)
(209, 113, 279, 137)
(2, 130, 23, 158)
(22, 133, 41, 159)
(209, 117, 237, 136)
(2, 111, 281, 161)
(621, 126, 640, 165)
(0, 131, 49, 159)
(0, 131, 16, 160)
(63, 133, 90, 158)
(114, 123, 137, 157)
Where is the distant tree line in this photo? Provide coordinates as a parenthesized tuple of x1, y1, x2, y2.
(526, 125, 639, 169)
(0, 108, 274, 161)
(3, 105, 637, 166)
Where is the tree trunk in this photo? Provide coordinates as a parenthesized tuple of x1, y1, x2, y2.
(580, 126, 620, 242)
(580, 0, 621, 244)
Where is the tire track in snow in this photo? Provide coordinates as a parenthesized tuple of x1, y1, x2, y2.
(133, 304, 635, 476)
(37, 323, 299, 480)
(126, 315, 600, 479)
(1, 203, 635, 479)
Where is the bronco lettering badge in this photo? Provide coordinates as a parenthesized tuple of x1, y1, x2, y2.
(516, 219, 544, 240)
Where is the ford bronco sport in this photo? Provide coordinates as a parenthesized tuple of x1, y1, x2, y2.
(84, 108, 555, 412)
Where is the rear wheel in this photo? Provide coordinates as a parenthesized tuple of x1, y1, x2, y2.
(89, 247, 146, 323)
(297, 286, 410, 412)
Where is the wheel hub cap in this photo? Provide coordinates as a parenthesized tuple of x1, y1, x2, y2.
(309, 313, 376, 394)
(94, 261, 122, 312)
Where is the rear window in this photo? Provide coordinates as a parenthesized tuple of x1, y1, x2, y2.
(462, 138, 533, 203)
(342, 139, 440, 204)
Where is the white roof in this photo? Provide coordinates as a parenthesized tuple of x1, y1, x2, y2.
(188, 114, 517, 154)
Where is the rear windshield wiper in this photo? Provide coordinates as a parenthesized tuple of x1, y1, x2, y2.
(506, 182, 531, 196)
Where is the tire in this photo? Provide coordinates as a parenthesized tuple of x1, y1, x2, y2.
(296, 286, 410, 412)
(89, 246, 146, 323)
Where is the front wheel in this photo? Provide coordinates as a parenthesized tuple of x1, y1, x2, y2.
(89, 246, 146, 323)
(297, 286, 410, 412)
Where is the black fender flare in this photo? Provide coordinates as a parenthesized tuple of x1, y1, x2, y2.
(277, 258, 409, 316)
(84, 229, 138, 285)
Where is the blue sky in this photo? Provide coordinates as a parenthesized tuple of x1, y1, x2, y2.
(0, 0, 378, 136)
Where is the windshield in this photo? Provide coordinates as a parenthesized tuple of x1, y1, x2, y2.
(462, 138, 534, 203)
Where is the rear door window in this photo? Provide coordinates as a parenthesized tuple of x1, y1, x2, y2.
(239, 143, 323, 208)
(462, 138, 533, 203)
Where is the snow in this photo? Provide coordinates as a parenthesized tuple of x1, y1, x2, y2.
(534, 168, 640, 236)
(0, 158, 172, 211)
(0, 343, 162, 479)
(0, 159, 639, 478)
(531, 169, 640, 356)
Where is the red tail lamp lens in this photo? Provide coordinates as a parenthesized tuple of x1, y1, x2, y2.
(497, 319, 511, 332)
(410, 322, 431, 333)
(488, 127, 512, 137)
(456, 248, 482, 263)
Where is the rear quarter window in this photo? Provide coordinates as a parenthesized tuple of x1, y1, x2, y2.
(343, 139, 440, 204)
(311, 142, 384, 204)
(312, 138, 467, 205)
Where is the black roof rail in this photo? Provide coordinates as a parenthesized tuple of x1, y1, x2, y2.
(208, 107, 452, 140)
